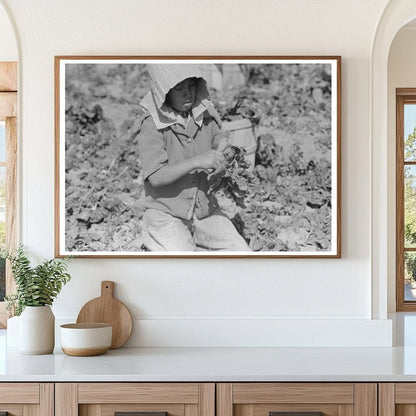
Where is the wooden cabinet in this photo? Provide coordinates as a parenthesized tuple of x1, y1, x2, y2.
(379, 383, 416, 416)
(0, 381, 410, 416)
(217, 383, 377, 416)
(0, 383, 53, 415)
(53, 382, 380, 416)
(55, 383, 215, 416)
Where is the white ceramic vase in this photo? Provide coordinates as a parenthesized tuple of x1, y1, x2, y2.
(18, 305, 55, 354)
(6, 315, 20, 347)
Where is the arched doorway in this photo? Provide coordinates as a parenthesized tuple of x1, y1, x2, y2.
(371, 0, 416, 318)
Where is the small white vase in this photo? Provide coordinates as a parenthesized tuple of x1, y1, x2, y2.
(19, 305, 55, 354)
(6, 315, 20, 347)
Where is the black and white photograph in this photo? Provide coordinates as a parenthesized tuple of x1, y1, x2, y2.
(55, 57, 341, 257)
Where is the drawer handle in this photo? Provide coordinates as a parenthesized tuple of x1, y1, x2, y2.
(270, 413, 323, 416)
(115, 413, 168, 416)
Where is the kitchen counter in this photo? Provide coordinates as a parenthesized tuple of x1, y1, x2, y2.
(2, 313, 416, 382)
(2, 343, 416, 382)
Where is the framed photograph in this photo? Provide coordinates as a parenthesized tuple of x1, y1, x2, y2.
(55, 56, 341, 258)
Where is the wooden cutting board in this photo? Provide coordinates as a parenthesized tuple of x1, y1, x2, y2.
(76, 281, 133, 349)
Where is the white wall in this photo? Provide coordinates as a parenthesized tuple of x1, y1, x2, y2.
(0, 3, 16, 61)
(387, 26, 416, 312)
(0, 0, 393, 347)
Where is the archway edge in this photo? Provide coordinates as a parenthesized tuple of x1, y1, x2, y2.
(371, 0, 416, 319)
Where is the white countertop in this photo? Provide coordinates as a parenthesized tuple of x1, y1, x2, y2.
(3, 313, 416, 382)
(2, 345, 416, 382)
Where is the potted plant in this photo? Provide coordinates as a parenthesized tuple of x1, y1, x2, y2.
(4, 245, 71, 354)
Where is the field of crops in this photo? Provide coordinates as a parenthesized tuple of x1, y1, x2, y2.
(64, 62, 334, 253)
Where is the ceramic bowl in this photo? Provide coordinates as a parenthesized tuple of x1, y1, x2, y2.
(60, 323, 112, 356)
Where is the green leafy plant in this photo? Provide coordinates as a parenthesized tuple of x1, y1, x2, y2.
(3, 246, 71, 316)
(208, 146, 251, 208)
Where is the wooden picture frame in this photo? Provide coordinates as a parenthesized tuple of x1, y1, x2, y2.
(55, 56, 341, 258)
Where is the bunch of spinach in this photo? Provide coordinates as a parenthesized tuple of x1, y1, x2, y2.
(208, 146, 251, 208)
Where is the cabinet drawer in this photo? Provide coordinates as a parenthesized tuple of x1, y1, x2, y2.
(0, 383, 53, 415)
(0, 383, 39, 403)
(78, 383, 200, 403)
(217, 383, 376, 416)
(56, 383, 215, 416)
